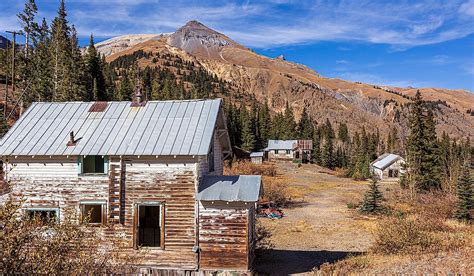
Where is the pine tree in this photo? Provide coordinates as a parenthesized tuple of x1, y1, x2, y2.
(360, 174, 384, 213)
(69, 25, 87, 101)
(423, 108, 442, 189)
(84, 34, 106, 101)
(337, 122, 349, 143)
(241, 107, 255, 151)
(17, 0, 38, 58)
(257, 101, 271, 149)
(321, 119, 335, 169)
(454, 161, 473, 221)
(312, 128, 321, 164)
(50, 0, 73, 101)
(28, 18, 53, 103)
(297, 106, 313, 139)
(17, 0, 38, 97)
(282, 102, 296, 139)
(406, 90, 428, 192)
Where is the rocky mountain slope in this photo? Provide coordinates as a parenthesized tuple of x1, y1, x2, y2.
(97, 21, 474, 141)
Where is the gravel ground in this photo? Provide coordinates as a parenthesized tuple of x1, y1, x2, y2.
(256, 162, 373, 275)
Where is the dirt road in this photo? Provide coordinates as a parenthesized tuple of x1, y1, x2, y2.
(257, 162, 374, 275)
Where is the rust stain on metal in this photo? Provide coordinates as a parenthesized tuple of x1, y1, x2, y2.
(88, 101, 108, 112)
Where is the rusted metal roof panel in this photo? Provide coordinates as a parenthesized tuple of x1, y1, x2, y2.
(198, 175, 262, 202)
(297, 140, 313, 150)
(0, 99, 223, 157)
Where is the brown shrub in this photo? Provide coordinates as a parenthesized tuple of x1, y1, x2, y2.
(255, 220, 274, 254)
(0, 198, 136, 274)
(371, 217, 437, 255)
(262, 176, 289, 206)
(224, 160, 277, 176)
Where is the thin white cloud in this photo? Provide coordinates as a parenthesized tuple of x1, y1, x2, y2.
(1, 0, 473, 49)
(459, 0, 474, 16)
(339, 72, 429, 88)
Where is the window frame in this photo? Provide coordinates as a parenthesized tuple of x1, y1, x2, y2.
(286, 149, 291, 154)
(25, 207, 60, 223)
(79, 201, 107, 225)
(79, 155, 108, 176)
(133, 202, 165, 250)
(274, 149, 279, 154)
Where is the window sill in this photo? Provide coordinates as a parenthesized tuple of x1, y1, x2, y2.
(136, 246, 165, 251)
(79, 173, 108, 177)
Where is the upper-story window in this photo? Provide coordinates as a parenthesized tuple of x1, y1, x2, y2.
(208, 139, 215, 172)
(82, 156, 106, 174)
(274, 150, 279, 154)
(286, 150, 291, 154)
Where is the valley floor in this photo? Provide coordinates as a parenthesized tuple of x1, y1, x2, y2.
(256, 162, 372, 275)
(255, 162, 473, 275)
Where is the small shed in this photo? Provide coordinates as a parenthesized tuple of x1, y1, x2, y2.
(370, 153, 405, 180)
(250, 152, 264, 164)
(197, 175, 262, 271)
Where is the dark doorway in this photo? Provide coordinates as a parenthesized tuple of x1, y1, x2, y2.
(138, 205, 162, 247)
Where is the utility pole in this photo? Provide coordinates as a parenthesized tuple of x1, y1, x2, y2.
(6, 31, 21, 94)
(4, 35, 9, 118)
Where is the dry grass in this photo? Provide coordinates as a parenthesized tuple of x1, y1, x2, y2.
(224, 160, 277, 176)
(314, 189, 473, 274)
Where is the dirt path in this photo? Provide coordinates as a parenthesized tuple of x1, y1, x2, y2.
(257, 162, 374, 275)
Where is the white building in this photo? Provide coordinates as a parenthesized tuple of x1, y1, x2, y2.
(370, 153, 405, 180)
(264, 140, 312, 162)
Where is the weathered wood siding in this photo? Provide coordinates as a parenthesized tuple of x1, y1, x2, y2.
(267, 149, 293, 161)
(198, 131, 224, 177)
(4, 156, 200, 270)
(198, 201, 251, 271)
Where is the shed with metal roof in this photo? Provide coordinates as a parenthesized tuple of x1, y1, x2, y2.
(370, 153, 405, 180)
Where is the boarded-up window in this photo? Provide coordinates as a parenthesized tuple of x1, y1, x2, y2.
(82, 156, 105, 174)
(80, 203, 106, 224)
(134, 203, 164, 248)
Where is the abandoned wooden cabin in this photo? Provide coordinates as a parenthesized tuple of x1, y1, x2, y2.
(265, 139, 312, 162)
(250, 152, 264, 164)
(0, 98, 262, 273)
(370, 153, 405, 181)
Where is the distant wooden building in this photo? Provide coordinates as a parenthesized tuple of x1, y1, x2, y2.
(265, 140, 312, 162)
(370, 153, 405, 180)
(250, 152, 264, 164)
(0, 99, 261, 273)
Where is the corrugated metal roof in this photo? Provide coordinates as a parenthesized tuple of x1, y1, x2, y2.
(0, 99, 223, 156)
(371, 153, 403, 170)
(197, 175, 262, 202)
(265, 140, 297, 150)
(250, 152, 264, 157)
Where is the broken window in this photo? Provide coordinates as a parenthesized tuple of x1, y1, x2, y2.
(26, 208, 58, 224)
(80, 203, 106, 224)
(82, 156, 105, 174)
(274, 150, 279, 154)
(135, 204, 164, 248)
(286, 150, 291, 154)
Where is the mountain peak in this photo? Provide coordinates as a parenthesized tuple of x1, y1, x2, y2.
(168, 20, 243, 57)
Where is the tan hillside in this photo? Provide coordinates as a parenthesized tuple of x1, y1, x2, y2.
(100, 21, 474, 141)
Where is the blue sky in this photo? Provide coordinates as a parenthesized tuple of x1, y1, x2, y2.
(1, 0, 473, 91)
